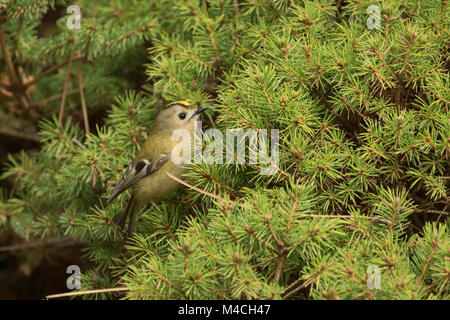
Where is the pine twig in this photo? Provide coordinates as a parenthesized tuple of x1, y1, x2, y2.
(58, 41, 76, 123)
(282, 276, 303, 294)
(0, 237, 83, 252)
(12, 15, 24, 60)
(24, 54, 84, 88)
(0, 127, 40, 144)
(417, 241, 438, 285)
(0, 22, 31, 111)
(232, 0, 240, 19)
(166, 172, 249, 210)
(46, 287, 129, 299)
(414, 209, 449, 216)
(285, 198, 298, 234)
(296, 214, 392, 225)
(0, 83, 12, 97)
(273, 254, 287, 285)
(30, 88, 79, 107)
(77, 62, 90, 134)
(0, 24, 20, 87)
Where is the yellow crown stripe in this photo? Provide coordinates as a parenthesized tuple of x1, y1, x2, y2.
(168, 100, 191, 107)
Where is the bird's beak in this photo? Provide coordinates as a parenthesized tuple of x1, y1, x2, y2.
(193, 107, 208, 115)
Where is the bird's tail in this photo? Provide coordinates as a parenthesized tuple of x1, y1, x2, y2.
(112, 197, 139, 236)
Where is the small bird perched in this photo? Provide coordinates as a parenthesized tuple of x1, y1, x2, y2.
(106, 101, 207, 236)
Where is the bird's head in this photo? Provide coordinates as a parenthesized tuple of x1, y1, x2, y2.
(153, 101, 207, 133)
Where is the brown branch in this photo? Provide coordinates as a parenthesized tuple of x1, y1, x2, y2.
(12, 15, 24, 60)
(6, 0, 46, 19)
(411, 0, 422, 17)
(206, 112, 216, 128)
(441, 0, 448, 30)
(25, 54, 83, 88)
(0, 19, 33, 110)
(0, 22, 31, 111)
(253, 255, 277, 269)
(199, 168, 237, 199)
(46, 287, 129, 299)
(0, 24, 20, 86)
(296, 214, 392, 225)
(282, 276, 303, 294)
(370, 47, 398, 81)
(0, 83, 12, 97)
(166, 172, 249, 209)
(400, 34, 415, 77)
(285, 198, 298, 234)
(382, 14, 391, 45)
(58, 41, 76, 123)
(414, 209, 449, 216)
(174, 49, 212, 70)
(151, 270, 187, 298)
(29, 88, 79, 107)
(105, 23, 152, 50)
(206, 25, 219, 62)
(273, 254, 287, 285)
(232, 0, 240, 19)
(167, 172, 227, 202)
(165, 70, 185, 90)
(0, 127, 40, 144)
(282, 265, 327, 299)
(77, 62, 90, 134)
(417, 242, 438, 285)
(265, 221, 285, 248)
(282, 279, 309, 299)
(0, 237, 83, 252)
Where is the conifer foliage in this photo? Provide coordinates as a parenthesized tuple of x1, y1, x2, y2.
(0, 0, 449, 299)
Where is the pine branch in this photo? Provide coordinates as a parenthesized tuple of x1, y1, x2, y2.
(77, 62, 90, 134)
(58, 41, 76, 123)
(46, 287, 129, 299)
(24, 54, 84, 87)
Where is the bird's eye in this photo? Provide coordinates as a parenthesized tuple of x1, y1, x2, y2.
(178, 112, 186, 120)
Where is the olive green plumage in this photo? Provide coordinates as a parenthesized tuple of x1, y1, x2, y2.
(106, 101, 207, 236)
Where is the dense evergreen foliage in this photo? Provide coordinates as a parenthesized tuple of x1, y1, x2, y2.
(0, 0, 449, 299)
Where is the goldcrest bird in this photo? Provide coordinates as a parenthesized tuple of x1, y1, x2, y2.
(106, 101, 207, 235)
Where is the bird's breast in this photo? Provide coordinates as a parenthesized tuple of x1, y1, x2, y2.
(132, 160, 187, 206)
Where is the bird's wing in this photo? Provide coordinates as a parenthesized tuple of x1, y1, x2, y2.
(106, 152, 170, 205)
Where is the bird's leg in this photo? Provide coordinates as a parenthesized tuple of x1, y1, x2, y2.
(112, 198, 133, 228)
(126, 201, 138, 237)
(127, 201, 159, 237)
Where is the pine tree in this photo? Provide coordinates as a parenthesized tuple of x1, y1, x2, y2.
(0, 0, 449, 300)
